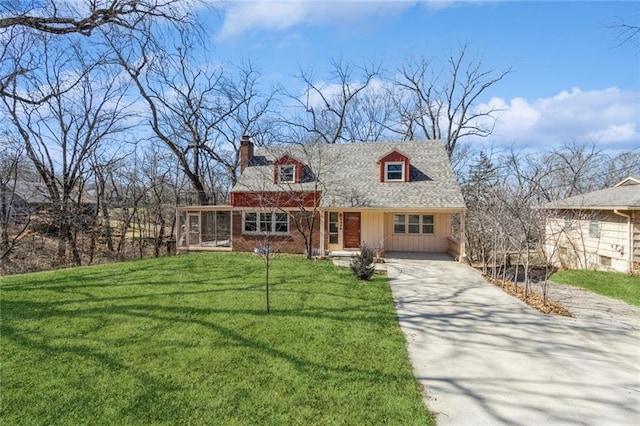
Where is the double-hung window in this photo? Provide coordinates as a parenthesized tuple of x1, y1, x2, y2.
(393, 214, 434, 235)
(393, 214, 406, 233)
(274, 213, 288, 233)
(244, 213, 258, 232)
(385, 162, 404, 181)
(422, 215, 434, 234)
(244, 212, 289, 234)
(278, 165, 295, 183)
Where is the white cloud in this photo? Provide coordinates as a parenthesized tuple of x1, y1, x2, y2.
(214, 0, 455, 40)
(473, 87, 640, 150)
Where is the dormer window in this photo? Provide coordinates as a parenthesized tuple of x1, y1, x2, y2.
(379, 149, 410, 183)
(278, 165, 295, 183)
(385, 162, 404, 182)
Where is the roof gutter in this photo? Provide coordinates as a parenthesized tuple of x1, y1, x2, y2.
(613, 209, 633, 273)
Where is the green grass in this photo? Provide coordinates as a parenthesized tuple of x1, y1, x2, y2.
(550, 270, 640, 306)
(0, 253, 432, 425)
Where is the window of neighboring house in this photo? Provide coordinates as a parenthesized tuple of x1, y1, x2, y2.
(564, 218, 573, 232)
(278, 165, 295, 183)
(385, 162, 404, 181)
(600, 255, 611, 267)
(244, 212, 288, 234)
(589, 220, 599, 238)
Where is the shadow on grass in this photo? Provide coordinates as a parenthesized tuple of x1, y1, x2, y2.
(1, 253, 428, 423)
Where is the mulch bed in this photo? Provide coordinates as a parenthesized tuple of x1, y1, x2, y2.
(486, 277, 573, 317)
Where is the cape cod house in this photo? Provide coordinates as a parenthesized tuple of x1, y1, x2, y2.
(176, 137, 466, 259)
(543, 176, 640, 273)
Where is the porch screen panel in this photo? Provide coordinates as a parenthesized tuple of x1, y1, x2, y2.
(178, 212, 187, 247)
(216, 211, 231, 246)
(202, 212, 215, 245)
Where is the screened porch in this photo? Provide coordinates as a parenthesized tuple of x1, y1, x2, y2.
(176, 206, 232, 251)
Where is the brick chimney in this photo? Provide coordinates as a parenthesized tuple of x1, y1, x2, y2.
(240, 135, 254, 173)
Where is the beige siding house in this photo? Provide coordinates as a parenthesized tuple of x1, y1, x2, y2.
(177, 138, 467, 259)
(543, 177, 640, 273)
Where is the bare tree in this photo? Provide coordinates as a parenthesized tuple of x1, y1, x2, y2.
(2, 46, 134, 265)
(392, 43, 510, 158)
(0, 1, 195, 35)
(1, 0, 199, 107)
(110, 30, 268, 205)
(284, 58, 381, 144)
(0, 139, 32, 264)
(608, 13, 640, 51)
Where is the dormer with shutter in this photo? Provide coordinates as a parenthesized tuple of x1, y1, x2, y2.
(274, 155, 305, 184)
(378, 150, 411, 183)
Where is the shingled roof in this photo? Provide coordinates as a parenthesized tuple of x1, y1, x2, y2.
(543, 182, 640, 210)
(232, 140, 466, 210)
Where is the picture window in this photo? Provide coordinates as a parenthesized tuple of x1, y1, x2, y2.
(244, 212, 288, 234)
(393, 214, 434, 235)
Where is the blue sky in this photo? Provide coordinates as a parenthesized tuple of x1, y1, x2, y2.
(202, 0, 640, 151)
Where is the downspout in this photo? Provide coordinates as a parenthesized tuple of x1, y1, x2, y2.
(319, 210, 325, 256)
(460, 210, 466, 263)
(613, 209, 633, 273)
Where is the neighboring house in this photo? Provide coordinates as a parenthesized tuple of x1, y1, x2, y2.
(1, 180, 97, 224)
(543, 176, 640, 273)
(1, 180, 53, 223)
(175, 137, 467, 258)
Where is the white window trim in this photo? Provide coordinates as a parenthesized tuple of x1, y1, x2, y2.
(385, 162, 405, 182)
(393, 214, 435, 235)
(243, 211, 289, 235)
(278, 165, 296, 183)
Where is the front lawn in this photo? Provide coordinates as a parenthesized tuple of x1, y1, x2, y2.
(550, 270, 640, 306)
(0, 253, 432, 425)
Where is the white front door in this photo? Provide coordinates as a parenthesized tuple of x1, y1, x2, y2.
(327, 211, 342, 250)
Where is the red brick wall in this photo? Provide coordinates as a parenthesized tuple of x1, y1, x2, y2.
(231, 191, 320, 208)
(232, 211, 321, 254)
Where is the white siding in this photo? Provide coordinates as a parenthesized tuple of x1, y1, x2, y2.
(546, 212, 634, 272)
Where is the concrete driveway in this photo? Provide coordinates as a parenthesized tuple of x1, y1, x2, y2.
(385, 253, 640, 426)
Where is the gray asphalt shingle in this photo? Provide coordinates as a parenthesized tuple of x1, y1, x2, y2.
(233, 140, 466, 210)
(543, 184, 640, 210)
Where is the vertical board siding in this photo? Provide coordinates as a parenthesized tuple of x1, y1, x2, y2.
(360, 211, 385, 249)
